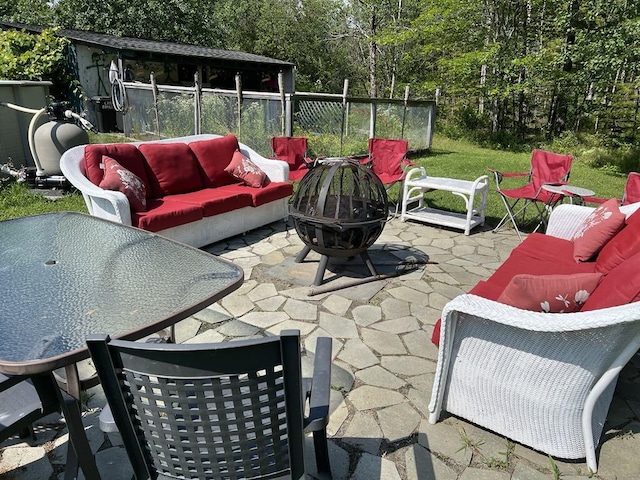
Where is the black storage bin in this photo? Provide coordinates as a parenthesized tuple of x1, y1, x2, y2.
(89, 96, 117, 132)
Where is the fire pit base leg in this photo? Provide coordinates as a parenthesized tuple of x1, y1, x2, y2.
(360, 251, 378, 277)
(295, 245, 312, 263)
(314, 255, 329, 286)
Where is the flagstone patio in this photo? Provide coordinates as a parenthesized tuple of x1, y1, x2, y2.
(1, 218, 639, 480)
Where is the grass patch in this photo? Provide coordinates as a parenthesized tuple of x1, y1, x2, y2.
(0, 182, 87, 222)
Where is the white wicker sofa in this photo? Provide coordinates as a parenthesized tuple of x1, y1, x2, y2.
(60, 134, 292, 248)
(429, 202, 640, 472)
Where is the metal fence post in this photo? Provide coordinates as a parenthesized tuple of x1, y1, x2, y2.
(194, 72, 201, 135)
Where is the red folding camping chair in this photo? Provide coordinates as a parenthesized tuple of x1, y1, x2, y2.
(582, 172, 640, 206)
(363, 138, 414, 215)
(271, 136, 313, 182)
(490, 149, 574, 240)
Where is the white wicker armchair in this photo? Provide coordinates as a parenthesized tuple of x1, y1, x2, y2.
(429, 203, 640, 473)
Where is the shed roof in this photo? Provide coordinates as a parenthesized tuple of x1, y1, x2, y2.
(0, 22, 293, 67)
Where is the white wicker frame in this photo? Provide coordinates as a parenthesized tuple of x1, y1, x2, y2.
(60, 135, 290, 248)
(429, 202, 640, 473)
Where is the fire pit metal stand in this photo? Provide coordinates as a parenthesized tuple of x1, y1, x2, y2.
(289, 158, 389, 286)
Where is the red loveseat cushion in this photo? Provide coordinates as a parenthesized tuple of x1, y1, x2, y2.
(132, 197, 203, 232)
(189, 135, 240, 188)
(84, 144, 150, 191)
(168, 187, 253, 217)
(594, 208, 640, 274)
(509, 233, 578, 265)
(572, 198, 626, 262)
(582, 250, 640, 311)
(138, 142, 204, 197)
(497, 273, 602, 313)
(223, 182, 293, 207)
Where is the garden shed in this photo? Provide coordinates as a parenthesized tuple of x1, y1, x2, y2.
(0, 22, 295, 132)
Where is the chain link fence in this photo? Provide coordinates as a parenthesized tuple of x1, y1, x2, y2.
(120, 80, 435, 158)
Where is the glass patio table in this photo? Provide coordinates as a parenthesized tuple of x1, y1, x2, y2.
(0, 211, 244, 479)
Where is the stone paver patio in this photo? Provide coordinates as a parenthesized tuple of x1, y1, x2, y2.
(1, 217, 639, 479)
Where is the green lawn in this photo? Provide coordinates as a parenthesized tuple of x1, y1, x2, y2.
(0, 134, 628, 228)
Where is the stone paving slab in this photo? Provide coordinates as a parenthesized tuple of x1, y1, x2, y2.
(2, 218, 639, 480)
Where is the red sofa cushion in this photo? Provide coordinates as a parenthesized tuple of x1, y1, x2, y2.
(99, 156, 147, 212)
(582, 250, 640, 311)
(189, 135, 240, 187)
(224, 150, 270, 188)
(131, 197, 203, 232)
(594, 208, 640, 274)
(84, 144, 150, 191)
(223, 182, 293, 207)
(497, 273, 602, 313)
(168, 187, 254, 217)
(572, 198, 625, 262)
(138, 142, 204, 197)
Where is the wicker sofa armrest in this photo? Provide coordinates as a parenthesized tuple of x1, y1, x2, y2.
(60, 144, 132, 225)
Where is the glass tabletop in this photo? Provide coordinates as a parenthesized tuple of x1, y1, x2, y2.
(0, 212, 243, 374)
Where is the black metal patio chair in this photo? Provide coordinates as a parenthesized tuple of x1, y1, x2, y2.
(87, 330, 332, 480)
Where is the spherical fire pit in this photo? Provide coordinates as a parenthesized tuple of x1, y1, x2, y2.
(289, 158, 389, 285)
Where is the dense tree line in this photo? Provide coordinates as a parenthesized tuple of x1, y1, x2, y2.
(1, 0, 639, 148)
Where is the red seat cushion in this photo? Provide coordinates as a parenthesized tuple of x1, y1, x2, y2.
(168, 187, 253, 217)
(99, 156, 147, 212)
(510, 233, 577, 265)
(138, 142, 204, 197)
(594, 208, 640, 273)
(132, 197, 203, 232)
(189, 135, 240, 187)
(84, 144, 150, 191)
(582, 250, 640, 311)
(223, 182, 293, 207)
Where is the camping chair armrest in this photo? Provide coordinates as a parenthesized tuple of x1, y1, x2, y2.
(303, 337, 332, 432)
(487, 167, 530, 185)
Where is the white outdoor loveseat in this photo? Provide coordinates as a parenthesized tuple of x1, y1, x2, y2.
(60, 134, 292, 248)
(429, 201, 640, 473)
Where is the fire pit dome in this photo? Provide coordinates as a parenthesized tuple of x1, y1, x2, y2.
(289, 158, 389, 285)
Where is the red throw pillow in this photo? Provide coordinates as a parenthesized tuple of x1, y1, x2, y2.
(497, 273, 603, 313)
(594, 207, 640, 273)
(224, 150, 269, 188)
(582, 251, 640, 311)
(572, 199, 625, 262)
(99, 156, 147, 212)
(138, 142, 204, 197)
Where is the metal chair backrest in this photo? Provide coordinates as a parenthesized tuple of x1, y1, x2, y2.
(530, 149, 573, 190)
(271, 136, 309, 170)
(368, 138, 409, 180)
(87, 331, 307, 480)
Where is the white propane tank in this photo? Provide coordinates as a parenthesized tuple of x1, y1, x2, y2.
(34, 120, 89, 176)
